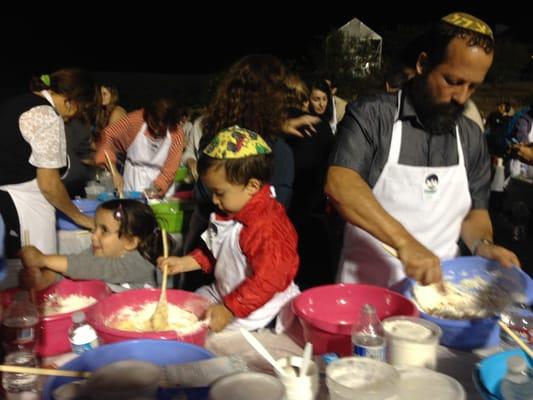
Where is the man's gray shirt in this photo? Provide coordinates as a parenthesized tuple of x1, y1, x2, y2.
(329, 88, 491, 209)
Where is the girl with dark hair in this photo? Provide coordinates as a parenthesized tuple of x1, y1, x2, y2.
(308, 79, 334, 132)
(94, 97, 184, 198)
(0, 69, 96, 256)
(19, 199, 171, 292)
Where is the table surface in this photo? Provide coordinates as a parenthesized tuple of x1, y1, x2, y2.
(3, 328, 501, 399)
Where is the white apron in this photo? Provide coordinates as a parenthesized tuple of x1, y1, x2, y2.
(197, 213, 300, 331)
(123, 123, 175, 198)
(337, 92, 472, 287)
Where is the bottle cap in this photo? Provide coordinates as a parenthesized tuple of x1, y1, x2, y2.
(72, 311, 86, 324)
(507, 355, 527, 374)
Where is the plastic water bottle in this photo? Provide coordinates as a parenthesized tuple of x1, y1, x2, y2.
(500, 303, 533, 346)
(351, 304, 386, 361)
(68, 311, 99, 354)
(500, 355, 533, 400)
(491, 157, 505, 192)
(1, 291, 39, 354)
(1, 291, 39, 394)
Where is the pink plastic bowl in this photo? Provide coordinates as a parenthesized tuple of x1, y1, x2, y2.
(292, 283, 419, 356)
(86, 289, 210, 347)
(1, 279, 111, 357)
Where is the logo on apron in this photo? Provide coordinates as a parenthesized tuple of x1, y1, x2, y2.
(423, 174, 439, 199)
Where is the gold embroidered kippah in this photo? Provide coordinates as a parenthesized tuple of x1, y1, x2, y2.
(203, 125, 272, 159)
(442, 12, 493, 39)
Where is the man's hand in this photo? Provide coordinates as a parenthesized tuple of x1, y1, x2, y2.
(398, 240, 443, 286)
(207, 304, 234, 332)
(475, 242, 520, 268)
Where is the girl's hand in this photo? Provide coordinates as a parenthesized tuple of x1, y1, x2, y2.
(207, 304, 234, 332)
(20, 246, 46, 269)
(156, 255, 200, 275)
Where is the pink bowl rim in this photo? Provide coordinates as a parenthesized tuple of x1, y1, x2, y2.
(293, 283, 418, 335)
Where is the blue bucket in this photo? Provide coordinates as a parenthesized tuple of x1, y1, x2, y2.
(96, 191, 145, 202)
(56, 199, 100, 231)
(401, 256, 533, 350)
(42, 339, 213, 400)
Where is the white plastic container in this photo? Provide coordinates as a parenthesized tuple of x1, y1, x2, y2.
(276, 356, 318, 400)
(395, 366, 465, 400)
(383, 316, 442, 370)
(326, 357, 399, 400)
(209, 372, 285, 400)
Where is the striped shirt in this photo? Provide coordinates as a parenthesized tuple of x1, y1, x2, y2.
(95, 109, 184, 193)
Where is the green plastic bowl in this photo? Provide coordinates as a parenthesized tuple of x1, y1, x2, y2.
(150, 201, 184, 233)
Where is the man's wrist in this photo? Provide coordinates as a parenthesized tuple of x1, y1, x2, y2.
(471, 238, 493, 255)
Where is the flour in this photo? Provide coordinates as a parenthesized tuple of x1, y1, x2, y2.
(40, 294, 97, 316)
(106, 302, 204, 334)
(413, 277, 509, 319)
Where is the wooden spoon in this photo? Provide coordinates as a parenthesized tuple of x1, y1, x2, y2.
(150, 229, 169, 330)
(103, 150, 124, 199)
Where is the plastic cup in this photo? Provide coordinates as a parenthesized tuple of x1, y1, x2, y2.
(325, 357, 399, 400)
(209, 372, 285, 400)
(383, 316, 442, 370)
(276, 356, 319, 400)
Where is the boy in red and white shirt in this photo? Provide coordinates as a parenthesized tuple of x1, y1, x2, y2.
(157, 126, 300, 332)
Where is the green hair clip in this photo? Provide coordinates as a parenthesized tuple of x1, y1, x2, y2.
(40, 74, 51, 87)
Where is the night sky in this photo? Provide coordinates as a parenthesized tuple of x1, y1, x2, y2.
(1, 4, 529, 77)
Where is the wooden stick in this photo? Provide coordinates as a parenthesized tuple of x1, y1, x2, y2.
(0, 364, 91, 378)
(499, 320, 533, 359)
(23, 230, 30, 247)
(22, 229, 36, 304)
(382, 242, 398, 258)
(103, 151, 124, 199)
(161, 229, 169, 295)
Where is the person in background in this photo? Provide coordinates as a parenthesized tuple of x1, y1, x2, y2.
(95, 97, 185, 198)
(285, 73, 336, 289)
(20, 199, 169, 292)
(62, 116, 96, 197)
(326, 12, 520, 288)
(384, 67, 413, 94)
(95, 83, 127, 139)
(0, 69, 96, 256)
(181, 113, 205, 182)
(309, 79, 334, 134)
(324, 78, 348, 133)
(158, 127, 300, 332)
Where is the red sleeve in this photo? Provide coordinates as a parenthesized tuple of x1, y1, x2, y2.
(189, 247, 216, 273)
(94, 110, 143, 165)
(223, 209, 299, 318)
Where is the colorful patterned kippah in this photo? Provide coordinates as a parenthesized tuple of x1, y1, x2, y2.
(441, 12, 493, 39)
(203, 125, 272, 159)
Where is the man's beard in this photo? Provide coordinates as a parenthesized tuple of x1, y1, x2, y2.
(411, 75, 464, 136)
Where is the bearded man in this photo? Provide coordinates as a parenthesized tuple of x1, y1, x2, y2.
(325, 12, 520, 287)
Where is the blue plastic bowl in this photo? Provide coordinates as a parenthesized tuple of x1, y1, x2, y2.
(96, 191, 145, 202)
(56, 199, 100, 231)
(401, 256, 533, 350)
(43, 339, 213, 400)
(476, 348, 533, 399)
